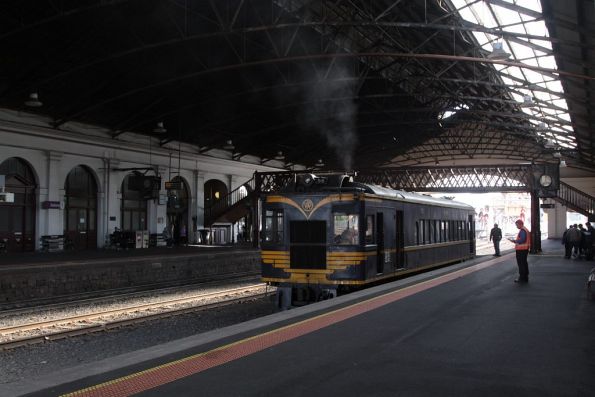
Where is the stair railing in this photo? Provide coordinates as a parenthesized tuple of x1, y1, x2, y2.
(556, 181, 595, 218)
(204, 176, 256, 225)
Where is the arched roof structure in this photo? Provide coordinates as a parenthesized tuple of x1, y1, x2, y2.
(0, 0, 592, 174)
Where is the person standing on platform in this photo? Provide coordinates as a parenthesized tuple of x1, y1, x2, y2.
(508, 219, 531, 283)
(489, 223, 502, 256)
(562, 225, 572, 259)
(584, 222, 593, 260)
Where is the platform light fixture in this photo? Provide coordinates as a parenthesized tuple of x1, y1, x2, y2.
(315, 159, 325, 168)
(153, 121, 167, 134)
(24, 92, 43, 107)
(520, 95, 535, 108)
(274, 151, 285, 160)
(487, 42, 511, 61)
(223, 140, 235, 150)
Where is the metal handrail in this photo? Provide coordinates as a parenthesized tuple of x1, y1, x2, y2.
(557, 181, 595, 218)
(204, 177, 255, 225)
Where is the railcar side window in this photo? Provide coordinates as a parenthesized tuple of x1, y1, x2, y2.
(365, 215, 374, 244)
(264, 209, 284, 243)
(444, 221, 449, 242)
(334, 213, 359, 245)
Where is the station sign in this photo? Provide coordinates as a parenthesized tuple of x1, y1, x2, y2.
(540, 203, 555, 209)
(42, 200, 62, 209)
(165, 181, 182, 190)
(0, 192, 14, 203)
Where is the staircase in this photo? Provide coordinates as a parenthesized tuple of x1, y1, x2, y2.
(204, 177, 256, 227)
(555, 181, 595, 220)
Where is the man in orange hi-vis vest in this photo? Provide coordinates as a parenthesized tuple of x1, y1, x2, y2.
(508, 219, 531, 283)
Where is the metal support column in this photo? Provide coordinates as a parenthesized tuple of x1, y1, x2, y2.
(252, 172, 261, 248)
(530, 192, 541, 253)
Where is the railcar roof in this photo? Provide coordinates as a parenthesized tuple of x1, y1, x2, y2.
(358, 183, 474, 211)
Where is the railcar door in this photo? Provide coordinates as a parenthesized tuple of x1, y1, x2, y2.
(396, 210, 404, 269)
(468, 214, 475, 254)
(376, 212, 384, 274)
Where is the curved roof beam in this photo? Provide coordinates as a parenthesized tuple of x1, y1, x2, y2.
(53, 52, 594, 127)
(20, 20, 589, 94)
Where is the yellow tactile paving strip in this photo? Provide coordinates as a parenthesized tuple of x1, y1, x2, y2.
(61, 255, 507, 397)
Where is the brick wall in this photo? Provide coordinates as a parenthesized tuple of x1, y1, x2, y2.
(0, 249, 261, 305)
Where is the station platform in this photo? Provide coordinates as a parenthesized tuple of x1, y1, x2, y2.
(0, 244, 253, 267)
(8, 239, 595, 397)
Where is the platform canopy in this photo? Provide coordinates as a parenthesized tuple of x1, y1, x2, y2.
(0, 0, 592, 171)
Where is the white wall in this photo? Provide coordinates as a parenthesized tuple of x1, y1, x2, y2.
(0, 112, 278, 249)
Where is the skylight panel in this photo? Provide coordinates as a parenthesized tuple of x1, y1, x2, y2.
(492, 6, 523, 26)
(450, 0, 575, 149)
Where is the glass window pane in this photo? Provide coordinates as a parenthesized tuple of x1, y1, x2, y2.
(68, 209, 77, 231)
(132, 212, 139, 230)
(12, 208, 23, 232)
(78, 209, 87, 231)
(122, 211, 131, 230)
(334, 213, 358, 245)
(275, 212, 284, 243)
(365, 215, 374, 244)
(89, 210, 95, 230)
(264, 216, 273, 242)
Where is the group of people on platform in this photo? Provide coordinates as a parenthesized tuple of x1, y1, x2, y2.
(562, 223, 594, 260)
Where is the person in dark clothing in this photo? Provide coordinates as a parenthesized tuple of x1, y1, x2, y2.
(562, 225, 572, 259)
(508, 219, 530, 283)
(584, 222, 593, 260)
(489, 223, 502, 256)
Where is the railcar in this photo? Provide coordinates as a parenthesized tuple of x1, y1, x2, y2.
(260, 174, 475, 308)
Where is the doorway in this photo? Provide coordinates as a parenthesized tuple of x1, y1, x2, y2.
(0, 157, 36, 252)
(166, 176, 189, 245)
(64, 166, 98, 250)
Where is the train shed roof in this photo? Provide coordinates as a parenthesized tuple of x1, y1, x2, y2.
(0, 0, 592, 173)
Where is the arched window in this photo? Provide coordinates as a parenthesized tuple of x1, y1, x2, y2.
(0, 157, 37, 252)
(64, 166, 97, 249)
(204, 179, 228, 209)
(121, 174, 148, 231)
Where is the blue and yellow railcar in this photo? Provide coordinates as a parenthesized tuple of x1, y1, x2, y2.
(260, 174, 475, 307)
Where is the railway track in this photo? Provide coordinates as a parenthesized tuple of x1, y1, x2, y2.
(0, 284, 272, 351)
(0, 271, 260, 312)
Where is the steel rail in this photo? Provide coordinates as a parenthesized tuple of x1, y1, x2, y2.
(0, 284, 270, 350)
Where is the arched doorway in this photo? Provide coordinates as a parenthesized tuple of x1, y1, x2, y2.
(166, 176, 189, 245)
(0, 157, 37, 252)
(204, 179, 229, 244)
(64, 166, 97, 250)
(204, 179, 228, 209)
(121, 174, 148, 231)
